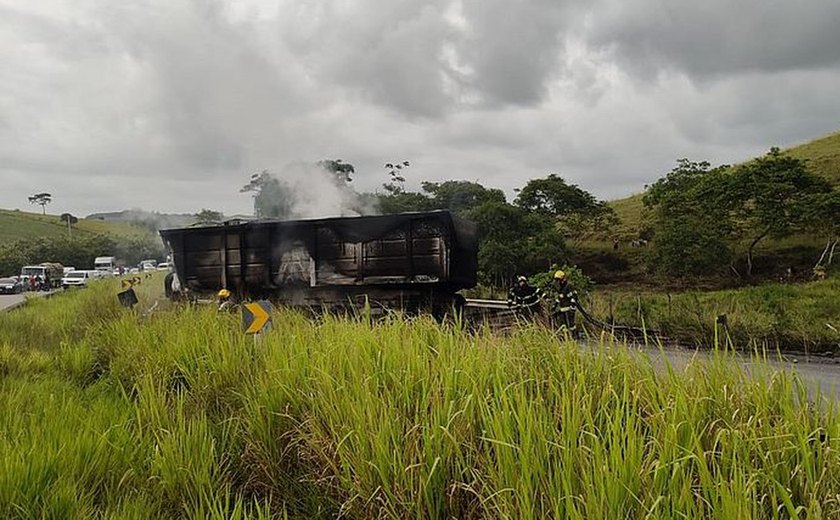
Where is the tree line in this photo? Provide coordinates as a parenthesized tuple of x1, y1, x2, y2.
(241, 161, 616, 287)
(0, 234, 164, 276)
(240, 149, 838, 287)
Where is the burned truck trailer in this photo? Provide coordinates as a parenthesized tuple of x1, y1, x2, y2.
(159, 210, 478, 312)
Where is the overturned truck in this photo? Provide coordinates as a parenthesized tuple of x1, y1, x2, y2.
(159, 210, 478, 314)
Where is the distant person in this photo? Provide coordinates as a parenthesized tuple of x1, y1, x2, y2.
(28, 275, 36, 292)
(613, 239, 619, 251)
(507, 276, 543, 317)
(550, 270, 579, 334)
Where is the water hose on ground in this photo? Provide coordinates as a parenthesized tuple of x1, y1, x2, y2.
(574, 302, 659, 338)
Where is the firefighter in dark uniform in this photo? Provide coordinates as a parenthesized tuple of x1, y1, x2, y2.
(550, 270, 578, 333)
(507, 275, 544, 318)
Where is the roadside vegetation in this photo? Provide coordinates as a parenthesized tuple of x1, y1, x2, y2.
(0, 232, 164, 276)
(585, 276, 840, 353)
(2, 279, 840, 518)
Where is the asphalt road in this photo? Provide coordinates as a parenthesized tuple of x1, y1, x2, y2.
(619, 342, 840, 401)
(0, 289, 61, 312)
(0, 293, 27, 312)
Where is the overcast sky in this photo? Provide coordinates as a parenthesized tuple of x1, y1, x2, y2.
(2, 0, 840, 217)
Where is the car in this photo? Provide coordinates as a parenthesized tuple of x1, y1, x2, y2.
(61, 270, 91, 288)
(0, 276, 24, 294)
(156, 262, 170, 271)
(63, 267, 76, 275)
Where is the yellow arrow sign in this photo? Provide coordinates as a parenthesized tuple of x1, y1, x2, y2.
(242, 301, 273, 335)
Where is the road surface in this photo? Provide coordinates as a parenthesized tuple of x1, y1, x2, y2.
(616, 342, 840, 401)
(0, 293, 27, 312)
(465, 299, 840, 400)
(0, 290, 62, 312)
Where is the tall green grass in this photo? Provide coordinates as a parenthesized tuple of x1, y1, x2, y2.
(2, 280, 840, 517)
(587, 277, 840, 353)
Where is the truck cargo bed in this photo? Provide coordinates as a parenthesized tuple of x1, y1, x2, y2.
(160, 211, 478, 307)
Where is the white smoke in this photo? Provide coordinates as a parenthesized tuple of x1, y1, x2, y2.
(265, 162, 379, 219)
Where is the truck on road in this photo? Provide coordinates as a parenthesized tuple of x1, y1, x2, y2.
(20, 263, 64, 289)
(160, 210, 478, 316)
(94, 256, 117, 274)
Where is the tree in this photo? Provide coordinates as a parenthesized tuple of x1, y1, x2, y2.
(378, 178, 506, 216)
(240, 170, 293, 219)
(515, 174, 616, 239)
(381, 160, 412, 196)
(317, 159, 355, 183)
(195, 209, 224, 225)
(28, 193, 52, 215)
(378, 191, 435, 214)
(466, 200, 567, 285)
(726, 149, 831, 276)
(421, 180, 506, 215)
(647, 215, 733, 277)
(802, 190, 840, 269)
(59, 213, 78, 238)
(643, 160, 736, 277)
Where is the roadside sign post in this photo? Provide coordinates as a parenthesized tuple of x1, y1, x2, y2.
(242, 301, 273, 340)
(117, 288, 138, 308)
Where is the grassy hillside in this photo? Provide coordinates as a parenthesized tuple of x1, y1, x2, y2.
(787, 131, 840, 186)
(605, 130, 840, 238)
(0, 208, 151, 244)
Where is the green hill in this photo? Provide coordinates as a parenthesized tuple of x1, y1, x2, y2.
(0, 208, 153, 245)
(786, 131, 840, 186)
(605, 130, 840, 237)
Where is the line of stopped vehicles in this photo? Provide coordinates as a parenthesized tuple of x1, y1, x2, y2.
(0, 257, 172, 294)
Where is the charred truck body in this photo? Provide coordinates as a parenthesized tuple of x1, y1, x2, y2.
(160, 211, 478, 314)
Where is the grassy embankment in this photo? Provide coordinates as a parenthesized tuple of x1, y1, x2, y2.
(573, 131, 840, 286)
(602, 130, 840, 240)
(0, 208, 150, 245)
(2, 278, 840, 517)
(585, 277, 840, 353)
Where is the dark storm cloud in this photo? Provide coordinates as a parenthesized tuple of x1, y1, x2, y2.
(1, 0, 839, 217)
(454, 0, 569, 106)
(277, 1, 458, 118)
(582, 0, 840, 78)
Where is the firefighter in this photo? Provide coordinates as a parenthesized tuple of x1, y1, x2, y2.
(507, 275, 543, 317)
(550, 270, 578, 333)
(217, 288, 234, 312)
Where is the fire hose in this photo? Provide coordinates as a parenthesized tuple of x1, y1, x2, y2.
(572, 301, 660, 339)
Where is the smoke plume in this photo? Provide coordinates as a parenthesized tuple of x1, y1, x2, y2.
(248, 162, 379, 220)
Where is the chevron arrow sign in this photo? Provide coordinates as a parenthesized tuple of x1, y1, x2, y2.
(242, 300, 273, 335)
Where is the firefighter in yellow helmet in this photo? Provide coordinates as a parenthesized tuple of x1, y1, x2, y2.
(217, 288, 234, 312)
(550, 270, 578, 333)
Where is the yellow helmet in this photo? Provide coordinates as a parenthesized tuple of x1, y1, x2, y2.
(217, 288, 231, 299)
(554, 270, 566, 280)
